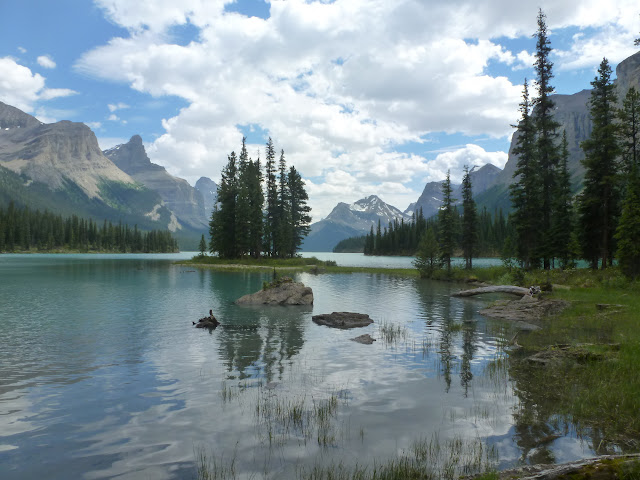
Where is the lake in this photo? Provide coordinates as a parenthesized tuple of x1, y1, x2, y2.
(0, 253, 593, 479)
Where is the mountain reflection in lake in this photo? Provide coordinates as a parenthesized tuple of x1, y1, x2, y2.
(0, 255, 595, 479)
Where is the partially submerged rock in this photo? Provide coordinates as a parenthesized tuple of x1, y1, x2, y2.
(479, 297, 570, 330)
(195, 311, 220, 329)
(312, 312, 373, 329)
(235, 281, 313, 305)
(351, 334, 376, 344)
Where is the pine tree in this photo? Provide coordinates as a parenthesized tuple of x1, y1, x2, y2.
(235, 137, 251, 256)
(510, 79, 541, 269)
(461, 166, 477, 269)
(579, 58, 620, 269)
(413, 227, 440, 278)
(551, 131, 573, 268)
(209, 151, 239, 258)
(275, 149, 292, 257)
(617, 86, 640, 176)
(438, 171, 457, 273)
(287, 165, 311, 256)
(198, 234, 207, 257)
(263, 138, 278, 256)
(247, 156, 264, 258)
(533, 9, 561, 269)
(615, 165, 640, 279)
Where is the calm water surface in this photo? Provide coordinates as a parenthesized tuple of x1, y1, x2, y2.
(0, 254, 591, 479)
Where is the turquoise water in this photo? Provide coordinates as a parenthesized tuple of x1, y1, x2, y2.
(0, 254, 590, 479)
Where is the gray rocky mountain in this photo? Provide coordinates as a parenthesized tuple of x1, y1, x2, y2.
(195, 176, 218, 220)
(302, 195, 409, 251)
(104, 135, 208, 231)
(412, 163, 503, 220)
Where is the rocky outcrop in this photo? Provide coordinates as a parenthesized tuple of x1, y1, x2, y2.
(351, 334, 376, 344)
(0, 101, 42, 129)
(312, 312, 373, 329)
(479, 297, 570, 330)
(104, 135, 208, 230)
(235, 281, 313, 305)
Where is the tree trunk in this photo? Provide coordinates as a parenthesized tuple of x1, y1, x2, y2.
(452, 286, 530, 297)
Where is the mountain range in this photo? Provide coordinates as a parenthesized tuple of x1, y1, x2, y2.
(0, 102, 217, 247)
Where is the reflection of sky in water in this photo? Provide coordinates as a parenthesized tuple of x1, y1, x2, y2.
(0, 256, 594, 479)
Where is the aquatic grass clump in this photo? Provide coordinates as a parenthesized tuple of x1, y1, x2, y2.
(297, 434, 498, 480)
(378, 321, 408, 344)
(195, 445, 238, 480)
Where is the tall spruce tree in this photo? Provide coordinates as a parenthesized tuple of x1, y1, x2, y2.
(438, 171, 457, 273)
(510, 79, 541, 269)
(247, 156, 264, 258)
(413, 227, 440, 278)
(263, 138, 278, 256)
(461, 166, 477, 270)
(209, 152, 239, 258)
(617, 86, 640, 176)
(551, 131, 574, 268)
(579, 58, 620, 269)
(235, 137, 251, 256)
(287, 165, 311, 256)
(533, 9, 561, 269)
(615, 165, 640, 279)
(275, 149, 292, 257)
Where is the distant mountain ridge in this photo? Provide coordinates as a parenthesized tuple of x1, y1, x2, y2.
(302, 195, 410, 251)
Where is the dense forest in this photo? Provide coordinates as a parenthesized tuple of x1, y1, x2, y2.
(353, 204, 511, 258)
(0, 202, 179, 253)
(209, 137, 311, 258)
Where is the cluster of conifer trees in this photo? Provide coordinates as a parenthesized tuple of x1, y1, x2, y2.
(0, 202, 179, 253)
(509, 10, 640, 277)
(209, 137, 311, 258)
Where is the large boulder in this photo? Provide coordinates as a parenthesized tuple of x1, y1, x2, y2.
(235, 281, 313, 305)
(312, 312, 373, 329)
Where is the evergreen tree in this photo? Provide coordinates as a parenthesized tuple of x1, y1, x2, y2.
(533, 9, 561, 269)
(579, 58, 620, 269)
(275, 149, 292, 257)
(615, 165, 640, 279)
(209, 152, 239, 258)
(413, 227, 440, 278)
(235, 137, 252, 256)
(510, 79, 541, 269)
(263, 138, 278, 256)
(551, 131, 574, 268)
(617, 86, 640, 176)
(247, 156, 264, 258)
(461, 165, 477, 269)
(438, 171, 457, 273)
(198, 234, 207, 257)
(287, 165, 311, 256)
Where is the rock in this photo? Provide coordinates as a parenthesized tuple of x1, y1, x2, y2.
(479, 298, 570, 330)
(312, 312, 373, 329)
(195, 310, 220, 329)
(235, 281, 313, 305)
(351, 334, 376, 344)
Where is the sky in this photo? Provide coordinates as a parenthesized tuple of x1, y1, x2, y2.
(0, 1, 638, 221)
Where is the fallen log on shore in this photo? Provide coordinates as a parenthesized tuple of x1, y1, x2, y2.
(452, 285, 530, 297)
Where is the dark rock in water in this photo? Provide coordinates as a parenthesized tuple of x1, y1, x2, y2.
(351, 334, 376, 344)
(312, 312, 373, 329)
(235, 281, 313, 305)
(195, 313, 220, 329)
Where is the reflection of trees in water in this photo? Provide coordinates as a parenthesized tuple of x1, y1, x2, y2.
(460, 301, 477, 397)
(204, 270, 308, 382)
(414, 279, 478, 395)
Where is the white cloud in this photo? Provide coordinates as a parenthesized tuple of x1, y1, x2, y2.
(37, 55, 56, 69)
(424, 144, 508, 184)
(39, 88, 77, 100)
(17, 46, 27, 54)
(98, 136, 129, 150)
(72, 0, 638, 220)
(107, 113, 120, 121)
(108, 102, 129, 112)
(86, 121, 103, 130)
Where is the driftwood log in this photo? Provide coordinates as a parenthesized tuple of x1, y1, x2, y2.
(452, 285, 530, 297)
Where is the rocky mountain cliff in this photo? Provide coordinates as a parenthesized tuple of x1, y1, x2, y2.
(104, 136, 208, 231)
(195, 176, 218, 220)
(0, 102, 179, 232)
(302, 195, 410, 251)
(412, 163, 502, 220)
